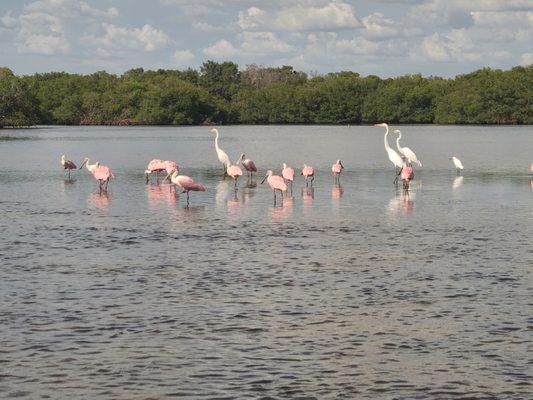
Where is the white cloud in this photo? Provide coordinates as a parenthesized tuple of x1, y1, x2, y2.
(1, 12, 18, 29)
(470, 11, 533, 28)
(17, 34, 71, 55)
(421, 29, 480, 62)
(25, 0, 119, 19)
(520, 53, 533, 65)
(171, 49, 195, 66)
(203, 39, 238, 58)
(238, 2, 359, 31)
(82, 23, 171, 54)
(240, 31, 294, 54)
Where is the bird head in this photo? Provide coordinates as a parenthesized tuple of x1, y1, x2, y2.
(260, 170, 273, 184)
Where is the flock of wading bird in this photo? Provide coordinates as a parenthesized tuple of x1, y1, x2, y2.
(60, 123, 533, 207)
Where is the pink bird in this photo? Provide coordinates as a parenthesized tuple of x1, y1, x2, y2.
(92, 165, 114, 192)
(301, 164, 314, 187)
(282, 163, 295, 194)
(331, 159, 344, 183)
(238, 153, 257, 180)
(145, 159, 166, 183)
(165, 170, 206, 206)
(227, 163, 243, 189)
(261, 170, 287, 206)
(60, 155, 77, 179)
(164, 160, 178, 175)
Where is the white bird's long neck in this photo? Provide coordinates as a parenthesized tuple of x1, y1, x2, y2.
(395, 132, 402, 151)
(383, 126, 391, 152)
(214, 130, 221, 153)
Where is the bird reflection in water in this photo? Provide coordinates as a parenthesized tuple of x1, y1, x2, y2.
(302, 187, 314, 214)
(269, 196, 294, 221)
(241, 185, 255, 204)
(387, 190, 414, 215)
(215, 181, 230, 207)
(147, 183, 177, 208)
(88, 191, 112, 211)
(453, 176, 464, 189)
(332, 184, 343, 199)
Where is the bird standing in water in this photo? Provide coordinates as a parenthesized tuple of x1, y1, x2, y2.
(394, 129, 422, 167)
(302, 164, 314, 187)
(209, 128, 231, 177)
(144, 159, 166, 183)
(374, 123, 404, 184)
(331, 160, 344, 183)
(450, 156, 464, 174)
(92, 165, 114, 192)
(282, 163, 295, 195)
(60, 155, 77, 179)
(261, 170, 287, 206)
(239, 153, 257, 180)
(164, 170, 206, 207)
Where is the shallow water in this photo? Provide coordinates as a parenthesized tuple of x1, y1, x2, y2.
(1, 125, 532, 399)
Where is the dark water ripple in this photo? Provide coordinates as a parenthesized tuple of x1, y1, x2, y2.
(1, 126, 532, 399)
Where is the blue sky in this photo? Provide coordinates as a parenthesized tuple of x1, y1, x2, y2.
(1, 0, 531, 77)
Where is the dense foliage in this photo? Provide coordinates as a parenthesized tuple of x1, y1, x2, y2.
(0, 63, 531, 128)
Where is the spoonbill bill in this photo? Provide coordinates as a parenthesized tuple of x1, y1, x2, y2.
(239, 153, 257, 180)
(394, 129, 422, 167)
(144, 159, 166, 183)
(374, 123, 404, 184)
(282, 163, 295, 194)
(332, 160, 344, 183)
(302, 164, 314, 187)
(60, 155, 77, 179)
(209, 128, 231, 176)
(165, 170, 206, 206)
(92, 165, 114, 191)
(80, 158, 99, 173)
(261, 170, 287, 206)
(450, 156, 464, 174)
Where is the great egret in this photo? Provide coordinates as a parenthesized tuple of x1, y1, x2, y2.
(209, 128, 231, 176)
(374, 123, 404, 183)
(450, 156, 464, 174)
(394, 129, 422, 167)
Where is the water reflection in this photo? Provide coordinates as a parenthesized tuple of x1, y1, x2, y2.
(387, 191, 414, 216)
(87, 191, 112, 211)
(332, 184, 343, 199)
(147, 183, 177, 207)
(268, 195, 294, 221)
(453, 176, 464, 189)
(215, 181, 230, 207)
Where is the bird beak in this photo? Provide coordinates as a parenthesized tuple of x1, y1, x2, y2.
(340, 162, 344, 169)
(260, 174, 267, 184)
(79, 160, 86, 169)
(163, 172, 171, 182)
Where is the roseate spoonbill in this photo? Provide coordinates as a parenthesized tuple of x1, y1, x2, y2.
(209, 128, 231, 176)
(400, 163, 414, 191)
(261, 170, 287, 206)
(374, 123, 404, 183)
(394, 129, 422, 167)
(227, 162, 243, 189)
(450, 156, 464, 174)
(282, 163, 295, 194)
(144, 159, 166, 183)
(164, 160, 178, 176)
(332, 160, 344, 183)
(301, 164, 314, 187)
(239, 153, 257, 179)
(92, 165, 114, 191)
(60, 155, 77, 179)
(164, 170, 206, 207)
(79, 158, 99, 173)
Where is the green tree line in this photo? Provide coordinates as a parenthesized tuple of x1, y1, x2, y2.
(0, 62, 531, 128)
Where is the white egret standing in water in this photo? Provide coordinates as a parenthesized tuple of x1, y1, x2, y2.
(209, 128, 231, 176)
(450, 156, 464, 174)
(394, 129, 422, 167)
(374, 123, 404, 183)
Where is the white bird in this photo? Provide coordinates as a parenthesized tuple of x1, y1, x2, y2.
(450, 156, 464, 173)
(394, 129, 422, 167)
(374, 123, 404, 183)
(209, 128, 231, 176)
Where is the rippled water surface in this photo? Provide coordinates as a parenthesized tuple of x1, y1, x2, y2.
(1, 125, 532, 399)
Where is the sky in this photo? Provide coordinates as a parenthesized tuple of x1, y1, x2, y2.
(0, 0, 531, 77)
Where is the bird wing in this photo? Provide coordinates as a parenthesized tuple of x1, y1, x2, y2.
(387, 149, 404, 168)
(402, 147, 421, 166)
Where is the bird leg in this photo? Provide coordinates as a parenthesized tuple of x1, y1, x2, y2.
(273, 190, 276, 206)
(311, 176, 314, 187)
(186, 191, 190, 207)
(279, 189, 283, 206)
